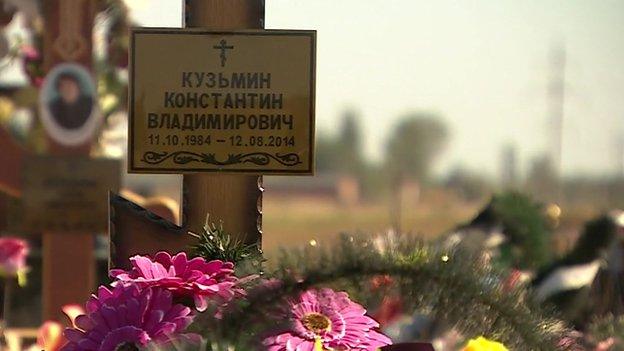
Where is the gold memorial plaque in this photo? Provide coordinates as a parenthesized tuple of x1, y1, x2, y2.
(129, 28, 316, 174)
(19, 157, 121, 232)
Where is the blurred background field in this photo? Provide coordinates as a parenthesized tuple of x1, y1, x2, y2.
(262, 188, 479, 253)
(261, 181, 618, 258)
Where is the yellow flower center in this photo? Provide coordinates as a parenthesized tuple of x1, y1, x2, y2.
(463, 336, 509, 351)
(302, 313, 331, 333)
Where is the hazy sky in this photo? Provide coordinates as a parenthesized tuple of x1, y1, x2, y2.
(35, 1, 624, 177)
(267, 0, 624, 178)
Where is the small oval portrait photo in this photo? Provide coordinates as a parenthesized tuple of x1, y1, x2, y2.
(39, 63, 101, 146)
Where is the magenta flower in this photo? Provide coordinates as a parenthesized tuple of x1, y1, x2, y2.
(61, 285, 194, 351)
(110, 251, 241, 312)
(21, 45, 40, 61)
(0, 237, 28, 279)
(20, 45, 44, 87)
(263, 288, 392, 351)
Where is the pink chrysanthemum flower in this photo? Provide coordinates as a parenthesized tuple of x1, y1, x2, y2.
(61, 285, 194, 351)
(110, 251, 241, 312)
(263, 288, 392, 351)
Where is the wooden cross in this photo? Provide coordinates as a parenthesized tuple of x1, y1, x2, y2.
(0, 0, 102, 322)
(40, 0, 97, 322)
(109, 0, 264, 268)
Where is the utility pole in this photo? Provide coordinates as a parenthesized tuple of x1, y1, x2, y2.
(547, 41, 566, 200)
(616, 132, 624, 178)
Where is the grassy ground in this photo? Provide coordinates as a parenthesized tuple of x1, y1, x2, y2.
(262, 189, 483, 257)
(261, 189, 604, 260)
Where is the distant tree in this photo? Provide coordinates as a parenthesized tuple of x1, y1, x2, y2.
(385, 112, 448, 232)
(335, 109, 364, 175)
(315, 134, 338, 172)
(385, 112, 448, 183)
(526, 155, 559, 202)
(445, 167, 493, 202)
(315, 109, 366, 176)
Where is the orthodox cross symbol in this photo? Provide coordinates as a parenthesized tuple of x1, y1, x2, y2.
(213, 39, 234, 67)
(54, 0, 88, 61)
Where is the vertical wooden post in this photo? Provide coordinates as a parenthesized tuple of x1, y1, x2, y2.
(41, 0, 96, 322)
(183, 0, 264, 243)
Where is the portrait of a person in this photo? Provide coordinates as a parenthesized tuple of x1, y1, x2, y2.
(48, 72, 93, 130)
(39, 63, 101, 146)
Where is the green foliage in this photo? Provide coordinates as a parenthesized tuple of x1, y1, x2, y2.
(190, 220, 264, 273)
(192, 235, 569, 351)
(490, 192, 553, 270)
(587, 314, 624, 350)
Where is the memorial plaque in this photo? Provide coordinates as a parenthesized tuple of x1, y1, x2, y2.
(129, 28, 316, 174)
(19, 156, 120, 232)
